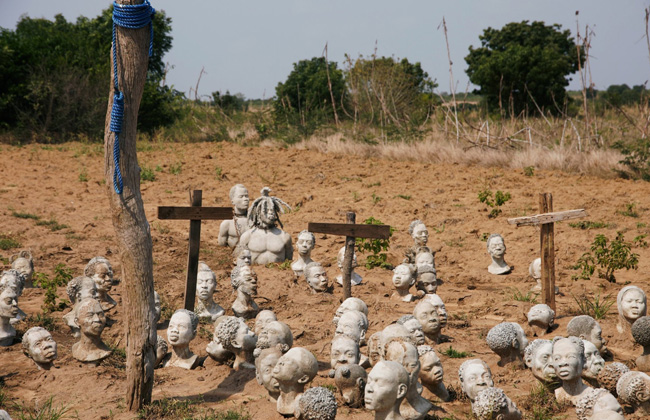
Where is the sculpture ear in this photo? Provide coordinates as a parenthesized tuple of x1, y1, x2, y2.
(512, 337, 520, 350)
(496, 414, 505, 420)
(280, 343, 290, 353)
(357, 377, 366, 390)
(359, 330, 366, 342)
(524, 355, 532, 367)
(297, 374, 310, 385)
(396, 383, 408, 400)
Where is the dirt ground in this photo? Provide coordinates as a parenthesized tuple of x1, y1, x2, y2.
(1, 141, 650, 419)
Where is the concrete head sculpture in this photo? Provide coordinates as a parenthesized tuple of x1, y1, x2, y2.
(0, 269, 26, 325)
(423, 294, 448, 327)
(486, 322, 528, 367)
(633, 316, 650, 371)
(256, 347, 282, 402)
(523, 339, 556, 384)
(336, 246, 362, 286)
(527, 304, 555, 336)
(291, 230, 315, 277)
(84, 256, 116, 309)
(413, 300, 442, 344)
(329, 335, 360, 377)
(254, 310, 277, 336)
(304, 262, 330, 293)
(333, 297, 368, 326)
(165, 308, 200, 369)
(582, 340, 605, 382)
(195, 264, 224, 322)
(230, 264, 259, 319)
(415, 265, 437, 295)
(0, 281, 19, 346)
(409, 220, 429, 248)
(218, 184, 250, 247)
(472, 387, 522, 420)
(10, 251, 34, 288)
(63, 276, 98, 338)
(236, 247, 252, 267)
(153, 291, 162, 324)
(529, 258, 542, 293)
(617, 285, 647, 334)
(617, 371, 650, 415)
(206, 316, 234, 365)
(238, 187, 293, 265)
(216, 315, 257, 370)
(486, 234, 511, 275)
(551, 336, 590, 405)
(458, 359, 494, 402)
(72, 298, 111, 363)
(397, 315, 426, 346)
(392, 264, 416, 302)
(597, 362, 630, 396)
(368, 331, 383, 367)
(22, 326, 57, 370)
(272, 347, 319, 416)
(567, 315, 606, 355)
(414, 249, 435, 270)
(575, 388, 623, 420)
(155, 335, 168, 369)
(335, 310, 368, 344)
(365, 360, 410, 420)
(335, 364, 367, 408)
(255, 320, 293, 355)
(417, 345, 449, 402)
(295, 386, 337, 420)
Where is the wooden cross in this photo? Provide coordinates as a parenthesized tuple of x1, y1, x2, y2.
(507, 193, 587, 311)
(158, 190, 233, 310)
(309, 212, 391, 299)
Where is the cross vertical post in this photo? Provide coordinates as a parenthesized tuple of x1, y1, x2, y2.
(539, 193, 556, 311)
(341, 212, 356, 299)
(185, 190, 202, 311)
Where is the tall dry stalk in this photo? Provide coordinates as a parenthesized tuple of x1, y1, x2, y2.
(322, 42, 340, 127)
(439, 17, 460, 143)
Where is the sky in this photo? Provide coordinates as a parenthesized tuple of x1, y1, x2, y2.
(2, 0, 650, 100)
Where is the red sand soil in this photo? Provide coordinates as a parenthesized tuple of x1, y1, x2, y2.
(1, 141, 650, 419)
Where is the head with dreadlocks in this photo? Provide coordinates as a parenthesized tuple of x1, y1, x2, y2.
(248, 187, 291, 230)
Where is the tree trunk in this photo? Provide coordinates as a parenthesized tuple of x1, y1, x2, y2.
(103, 0, 155, 411)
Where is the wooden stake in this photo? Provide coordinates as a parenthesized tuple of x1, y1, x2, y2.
(539, 193, 556, 311)
(342, 212, 356, 299)
(184, 191, 202, 311)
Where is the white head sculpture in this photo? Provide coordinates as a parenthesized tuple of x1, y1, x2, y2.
(397, 315, 426, 346)
(230, 264, 259, 319)
(575, 388, 623, 420)
(391, 264, 416, 302)
(217, 316, 257, 370)
(206, 317, 234, 365)
(236, 247, 253, 267)
(633, 316, 650, 371)
(291, 230, 315, 277)
(329, 335, 360, 377)
(413, 300, 442, 343)
(523, 339, 556, 384)
(0, 282, 19, 346)
(336, 246, 362, 286)
(617, 285, 647, 334)
(155, 335, 168, 369)
(527, 304, 555, 336)
(294, 386, 337, 420)
(255, 347, 283, 402)
(254, 310, 277, 336)
(367, 331, 383, 367)
(597, 362, 630, 396)
(0, 269, 26, 325)
(333, 297, 368, 326)
(551, 336, 590, 405)
(417, 345, 449, 402)
(529, 257, 541, 279)
(409, 220, 429, 248)
(255, 320, 293, 356)
(63, 276, 98, 338)
(84, 256, 116, 309)
(415, 265, 437, 295)
(153, 291, 162, 324)
(10, 251, 34, 288)
(486, 234, 511, 275)
(218, 184, 250, 247)
(364, 360, 410, 420)
(458, 359, 494, 402)
(335, 310, 368, 345)
(486, 322, 528, 367)
(72, 298, 111, 363)
(472, 387, 522, 420)
(582, 340, 605, 381)
(335, 364, 367, 408)
(304, 262, 330, 293)
(165, 308, 200, 369)
(272, 347, 319, 416)
(195, 263, 224, 322)
(22, 326, 57, 370)
(567, 315, 606, 355)
(617, 371, 650, 415)
(423, 294, 448, 327)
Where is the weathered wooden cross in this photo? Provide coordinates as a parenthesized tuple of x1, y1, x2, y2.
(309, 212, 391, 299)
(158, 190, 233, 310)
(507, 193, 587, 311)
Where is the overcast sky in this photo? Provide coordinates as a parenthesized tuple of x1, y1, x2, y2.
(2, 0, 649, 100)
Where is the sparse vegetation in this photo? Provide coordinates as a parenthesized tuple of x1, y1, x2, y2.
(78, 168, 88, 182)
(619, 202, 640, 218)
(0, 234, 21, 250)
(12, 396, 70, 420)
(355, 217, 394, 269)
(141, 166, 156, 182)
(371, 193, 382, 204)
(573, 232, 639, 282)
(35, 219, 68, 232)
(523, 166, 535, 176)
(519, 383, 568, 420)
(33, 270, 69, 313)
(137, 397, 250, 420)
(569, 220, 610, 230)
(509, 287, 539, 303)
(442, 345, 472, 358)
(573, 291, 615, 320)
(169, 162, 182, 175)
(12, 211, 40, 220)
(478, 188, 511, 218)
(396, 194, 411, 200)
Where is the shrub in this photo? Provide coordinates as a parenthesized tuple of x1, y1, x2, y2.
(614, 138, 650, 181)
(573, 232, 639, 282)
(442, 346, 472, 358)
(572, 291, 615, 320)
(0, 234, 21, 250)
(478, 188, 511, 218)
(355, 217, 394, 269)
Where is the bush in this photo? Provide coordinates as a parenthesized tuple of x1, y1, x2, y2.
(614, 138, 650, 181)
(478, 188, 511, 218)
(573, 232, 639, 282)
(355, 217, 394, 269)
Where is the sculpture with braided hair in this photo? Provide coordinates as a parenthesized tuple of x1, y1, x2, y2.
(238, 187, 293, 265)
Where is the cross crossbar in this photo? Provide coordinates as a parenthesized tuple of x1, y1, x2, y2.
(158, 206, 233, 220)
(507, 209, 587, 227)
(308, 222, 391, 239)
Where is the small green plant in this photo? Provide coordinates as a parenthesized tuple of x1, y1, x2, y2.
(155, 165, 163, 172)
(215, 166, 223, 179)
(614, 137, 650, 181)
(321, 384, 337, 394)
(137, 397, 201, 419)
(169, 162, 182, 175)
(12, 211, 40, 220)
(371, 193, 382, 204)
(569, 220, 610, 230)
(33, 269, 70, 313)
(478, 188, 511, 218)
(572, 291, 615, 320)
(573, 232, 639, 282)
(442, 345, 472, 358)
(13, 396, 70, 420)
(0, 234, 21, 250)
(78, 168, 88, 182)
(523, 166, 535, 176)
(635, 234, 649, 248)
(619, 202, 640, 218)
(432, 223, 445, 234)
(637, 222, 647, 228)
(479, 232, 489, 241)
(141, 166, 156, 182)
(266, 260, 292, 270)
(365, 181, 381, 187)
(519, 383, 567, 420)
(509, 287, 539, 303)
(351, 191, 361, 202)
(53, 263, 73, 286)
(355, 217, 394, 269)
(35, 219, 69, 231)
(396, 194, 411, 200)
(25, 313, 56, 331)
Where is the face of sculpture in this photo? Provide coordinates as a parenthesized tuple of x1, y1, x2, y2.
(414, 302, 440, 335)
(419, 351, 443, 386)
(272, 354, 301, 384)
(462, 363, 493, 400)
(417, 273, 437, 294)
(238, 250, 252, 266)
(368, 333, 382, 366)
(260, 202, 278, 226)
(238, 266, 258, 296)
(296, 233, 314, 256)
(79, 278, 98, 302)
(331, 337, 360, 370)
(365, 364, 405, 411)
(197, 271, 216, 301)
(27, 329, 57, 364)
(167, 311, 195, 346)
(232, 186, 250, 212)
(258, 321, 289, 350)
(588, 324, 605, 351)
(154, 292, 161, 323)
(78, 300, 106, 337)
(392, 265, 413, 290)
(412, 224, 428, 247)
(306, 266, 329, 292)
(415, 252, 434, 267)
(402, 318, 426, 345)
(13, 258, 33, 280)
(256, 351, 281, 394)
(335, 313, 364, 343)
(255, 311, 277, 336)
(234, 321, 257, 351)
(488, 236, 505, 259)
(426, 296, 448, 326)
(92, 263, 113, 293)
(0, 289, 18, 318)
(513, 324, 529, 356)
(337, 248, 358, 270)
(583, 340, 605, 379)
(552, 339, 583, 381)
(528, 341, 556, 382)
(621, 289, 646, 321)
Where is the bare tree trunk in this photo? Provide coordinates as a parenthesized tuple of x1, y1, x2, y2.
(103, 0, 155, 411)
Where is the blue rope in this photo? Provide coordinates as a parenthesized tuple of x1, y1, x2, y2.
(110, 0, 155, 194)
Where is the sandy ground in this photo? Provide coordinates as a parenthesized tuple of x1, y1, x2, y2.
(1, 141, 650, 419)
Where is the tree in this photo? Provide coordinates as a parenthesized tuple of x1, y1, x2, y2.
(465, 21, 584, 116)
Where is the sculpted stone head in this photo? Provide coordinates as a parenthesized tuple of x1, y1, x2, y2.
(231, 265, 258, 295)
(236, 247, 252, 267)
(230, 184, 250, 213)
(72, 298, 111, 362)
(330, 335, 360, 372)
(10, 251, 33, 285)
(0, 269, 25, 297)
(66, 276, 98, 305)
(296, 230, 315, 256)
(384, 339, 420, 389)
(397, 315, 426, 346)
(217, 316, 256, 353)
(409, 220, 428, 248)
(379, 324, 414, 359)
(334, 364, 367, 407)
(272, 347, 318, 390)
(417, 345, 444, 387)
(248, 187, 290, 229)
(84, 256, 113, 294)
(416, 264, 437, 295)
(458, 359, 494, 401)
(255, 347, 282, 401)
(304, 262, 330, 293)
(335, 310, 368, 344)
(294, 386, 337, 420)
(527, 304, 555, 334)
(486, 234, 510, 275)
(413, 300, 441, 342)
(598, 362, 630, 396)
(153, 291, 161, 324)
(0, 285, 18, 320)
(392, 264, 415, 291)
(337, 246, 358, 270)
(255, 310, 277, 336)
(524, 339, 556, 383)
(616, 371, 650, 413)
(551, 336, 585, 382)
(364, 360, 409, 413)
(22, 326, 57, 369)
(167, 309, 198, 347)
(576, 388, 623, 420)
(256, 320, 293, 354)
(414, 249, 435, 269)
(368, 331, 383, 367)
(582, 340, 605, 380)
(633, 316, 650, 349)
(618, 285, 647, 327)
(529, 258, 541, 279)
(472, 387, 522, 420)
(333, 297, 368, 326)
(567, 315, 606, 353)
(423, 294, 448, 327)
(196, 267, 217, 301)
(486, 322, 528, 367)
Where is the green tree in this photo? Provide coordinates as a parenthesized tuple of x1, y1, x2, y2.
(465, 21, 584, 116)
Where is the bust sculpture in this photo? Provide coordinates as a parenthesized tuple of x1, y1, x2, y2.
(365, 360, 410, 420)
(527, 304, 555, 336)
(633, 316, 650, 371)
(194, 264, 224, 322)
(385, 339, 433, 420)
(417, 345, 449, 402)
(551, 336, 590, 405)
(236, 247, 252, 267)
(218, 184, 250, 248)
(335, 310, 368, 345)
(291, 230, 315, 277)
(486, 234, 511, 275)
(529, 258, 542, 293)
(63, 276, 99, 338)
(567, 315, 607, 355)
(597, 362, 630, 396)
(230, 264, 259, 319)
(582, 340, 605, 384)
(22, 326, 57, 370)
(329, 335, 361, 377)
(272, 347, 319, 416)
(238, 187, 292, 265)
(392, 264, 416, 302)
(10, 251, 34, 288)
(413, 300, 441, 344)
(333, 297, 368, 326)
(472, 387, 522, 420)
(336, 246, 363, 286)
(410, 220, 429, 249)
(368, 332, 383, 367)
(0, 281, 19, 346)
(304, 262, 331, 293)
(0, 410, 10, 420)
(486, 322, 528, 367)
(397, 315, 425, 346)
(206, 317, 234, 365)
(415, 265, 437, 296)
(575, 388, 623, 420)
(335, 364, 367, 408)
(155, 335, 168, 368)
(255, 320, 293, 356)
(295, 386, 337, 420)
(458, 359, 494, 402)
(379, 324, 415, 358)
(423, 294, 448, 327)
(217, 316, 257, 370)
(165, 309, 200, 369)
(254, 310, 277, 336)
(617, 285, 647, 334)
(617, 371, 650, 415)
(523, 339, 556, 384)
(0, 269, 26, 324)
(153, 291, 162, 324)
(84, 256, 116, 310)
(72, 298, 112, 363)
(256, 347, 282, 402)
